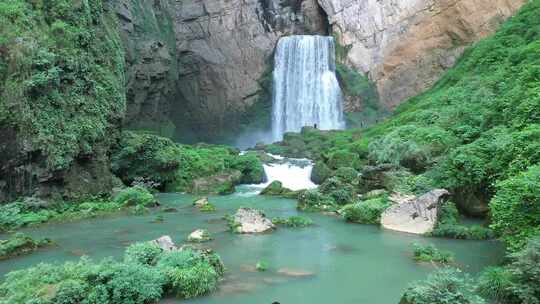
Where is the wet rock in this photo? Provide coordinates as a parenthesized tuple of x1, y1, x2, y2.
(193, 197, 209, 208)
(230, 208, 275, 234)
(192, 171, 242, 195)
(187, 229, 212, 243)
(381, 189, 450, 234)
(277, 268, 315, 277)
(151, 235, 177, 251)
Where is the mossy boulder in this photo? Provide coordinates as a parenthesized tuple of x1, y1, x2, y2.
(259, 181, 299, 198)
(320, 177, 356, 205)
(112, 131, 263, 194)
(311, 161, 332, 184)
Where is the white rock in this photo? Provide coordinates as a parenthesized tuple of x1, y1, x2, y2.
(231, 208, 275, 234)
(151, 235, 177, 251)
(188, 229, 212, 242)
(381, 189, 449, 234)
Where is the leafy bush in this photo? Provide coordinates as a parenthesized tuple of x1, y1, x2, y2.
(165, 260, 219, 299)
(0, 233, 51, 260)
(199, 203, 217, 212)
(0, 198, 128, 232)
(124, 242, 162, 266)
(112, 131, 264, 193)
(156, 249, 219, 298)
(400, 268, 485, 304)
(256, 261, 268, 271)
(335, 167, 358, 184)
(0, 243, 225, 303)
(506, 237, 540, 303)
(477, 267, 517, 304)
(114, 186, 156, 208)
(272, 216, 314, 227)
(429, 201, 495, 240)
(311, 161, 332, 184)
(340, 197, 390, 224)
(320, 177, 355, 205)
(411, 243, 454, 264)
(490, 165, 540, 251)
(0, 0, 125, 173)
(297, 189, 337, 212)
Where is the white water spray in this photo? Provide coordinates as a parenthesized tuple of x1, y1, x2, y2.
(271, 35, 345, 141)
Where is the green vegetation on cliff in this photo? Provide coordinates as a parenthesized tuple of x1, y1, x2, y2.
(112, 131, 265, 194)
(0, 0, 125, 168)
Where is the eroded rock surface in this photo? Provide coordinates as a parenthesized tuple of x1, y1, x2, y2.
(319, 0, 525, 107)
(151, 235, 177, 251)
(231, 208, 276, 234)
(381, 189, 449, 234)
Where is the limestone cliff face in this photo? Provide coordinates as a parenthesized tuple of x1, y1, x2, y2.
(116, 0, 525, 139)
(115, 0, 179, 131)
(318, 0, 526, 107)
(171, 0, 328, 139)
(114, 0, 328, 140)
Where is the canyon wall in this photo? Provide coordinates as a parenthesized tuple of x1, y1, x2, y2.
(117, 0, 525, 140)
(319, 0, 526, 107)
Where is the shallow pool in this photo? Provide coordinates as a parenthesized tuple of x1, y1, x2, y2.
(0, 187, 504, 304)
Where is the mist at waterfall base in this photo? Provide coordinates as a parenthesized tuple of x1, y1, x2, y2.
(234, 35, 345, 149)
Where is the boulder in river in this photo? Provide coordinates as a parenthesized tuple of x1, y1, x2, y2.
(151, 235, 177, 251)
(229, 208, 275, 234)
(381, 189, 449, 234)
(193, 197, 209, 208)
(187, 229, 212, 243)
(277, 268, 315, 277)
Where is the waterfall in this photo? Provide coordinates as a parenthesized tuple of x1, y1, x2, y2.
(271, 35, 345, 141)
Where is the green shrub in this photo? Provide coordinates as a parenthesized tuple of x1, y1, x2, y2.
(327, 150, 360, 170)
(112, 131, 263, 193)
(400, 268, 484, 304)
(311, 161, 332, 184)
(199, 203, 217, 212)
(114, 186, 156, 208)
(0, 243, 225, 303)
(335, 167, 358, 184)
(166, 260, 219, 299)
(0, 0, 125, 173)
(0, 233, 51, 260)
(256, 261, 268, 272)
(429, 201, 494, 240)
(272, 216, 314, 228)
(230, 153, 265, 184)
(320, 177, 355, 205)
(297, 189, 337, 211)
(490, 165, 540, 251)
(340, 197, 390, 224)
(477, 267, 517, 304)
(411, 243, 454, 264)
(506, 237, 540, 303)
(124, 242, 162, 266)
(157, 249, 219, 298)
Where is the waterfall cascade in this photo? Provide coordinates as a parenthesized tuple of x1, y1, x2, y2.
(271, 35, 345, 141)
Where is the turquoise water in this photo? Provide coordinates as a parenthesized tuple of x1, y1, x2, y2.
(0, 187, 503, 304)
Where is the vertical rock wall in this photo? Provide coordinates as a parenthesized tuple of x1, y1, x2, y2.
(318, 0, 526, 107)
